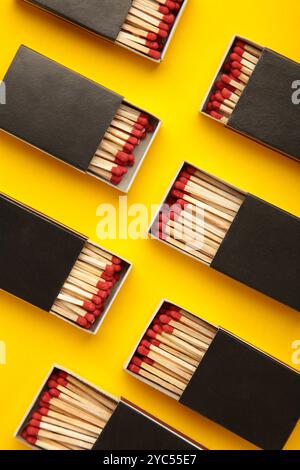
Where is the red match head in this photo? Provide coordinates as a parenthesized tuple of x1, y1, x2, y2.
(148, 337, 160, 347)
(129, 364, 140, 374)
(146, 328, 157, 339)
(41, 392, 51, 403)
(57, 377, 68, 387)
(231, 69, 241, 79)
(111, 175, 123, 185)
(76, 316, 88, 328)
(215, 91, 224, 103)
(158, 21, 169, 31)
(82, 301, 96, 312)
(230, 53, 241, 63)
(169, 310, 181, 321)
(210, 111, 224, 121)
(21, 430, 28, 439)
(32, 412, 42, 421)
(58, 371, 68, 378)
(153, 324, 163, 334)
(221, 74, 231, 85)
(158, 29, 168, 38)
(137, 345, 150, 357)
(149, 50, 161, 60)
(132, 356, 142, 367)
(221, 88, 232, 99)
(212, 100, 221, 111)
(174, 181, 186, 192)
(231, 61, 242, 71)
(27, 436, 37, 445)
(112, 166, 127, 177)
(165, 0, 176, 9)
(47, 379, 58, 389)
(233, 46, 245, 57)
(84, 313, 95, 324)
(91, 295, 102, 305)
(147, 32, 158, 41)
(172, 189, 184, 199)
(162, 324, 174, 334)
(29, 419, 40, 428)
(163, 14, 175, 24)
(49, 388, 60, 398)
(141, 339, 151, 349)
(159, 314, 172, 324)
(38, 407, 49, 416)
(235, 40, 245, 49)
(97, 280, 113, 290)
(27, 426, 39, 437)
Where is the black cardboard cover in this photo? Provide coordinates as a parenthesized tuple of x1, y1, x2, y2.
(228, 48, 300, 161)
(92, 402, 198, 450)
(0, 194, 86, 311)
(211, 194, 300, 311)
(0, 46, 123, 171)
(180, 329, 300, 450)
(26, 0, 132, 41)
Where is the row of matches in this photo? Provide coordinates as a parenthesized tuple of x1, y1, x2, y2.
(50, 242, 124, 330)
(152, 165, 245, 265)
(88, 103, 154, 186)
(21, 370, 117, 450)
(128, 303, 217, 399)
(116, 0, 184, 60)
(207, 40, 262, 124)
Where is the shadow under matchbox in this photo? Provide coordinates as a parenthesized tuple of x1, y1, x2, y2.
(125, 300, 300, 450)
(0, 45, 161, 192)
(149, 161, 300, 312)
(0, 193, 131, 333)
(201, 35, 300, 162)
(23, 0, 188, 62)
(15, 364, 204, 450)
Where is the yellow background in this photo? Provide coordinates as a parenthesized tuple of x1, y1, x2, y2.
(0, 0, 299, 451)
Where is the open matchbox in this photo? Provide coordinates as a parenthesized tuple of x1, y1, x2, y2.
(125, 300, 300, 450)
(0, 193, 131, 334)
(15, 365, 204, 450)
(201, 35, 300, 162)
(149, 161, 300, 312)
(22, 0, 188, 63)
(0, 45, 161, 193)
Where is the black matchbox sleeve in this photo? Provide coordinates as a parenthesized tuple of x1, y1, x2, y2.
(25, 0, 132, 41)
(0, 45, 123, 171)
(210, 194, 300, 311)
(0, 194, 86, 312)
(92, 401, 199, 450)
(179, 329, 300, 450)
(228, 48, 300, 162)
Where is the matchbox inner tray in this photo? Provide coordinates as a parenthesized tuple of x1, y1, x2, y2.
(0, 193, 131, 333)
(15, 365, 204, 450)
(125, 300, 300, 450)
(201, 35, 300, 162)
(0, 45, 161, 192)
(149, 161, 300, 312)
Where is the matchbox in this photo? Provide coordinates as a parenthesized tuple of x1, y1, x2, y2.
(23, 0, 188, 63)
(15, 365, 204, 450)
(201, 35, 300, 162)
(0, 193, 131, 334)
(0, 45, 161, 193)
(125, 300, 300, 450)
(148, 161, 300, 312)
